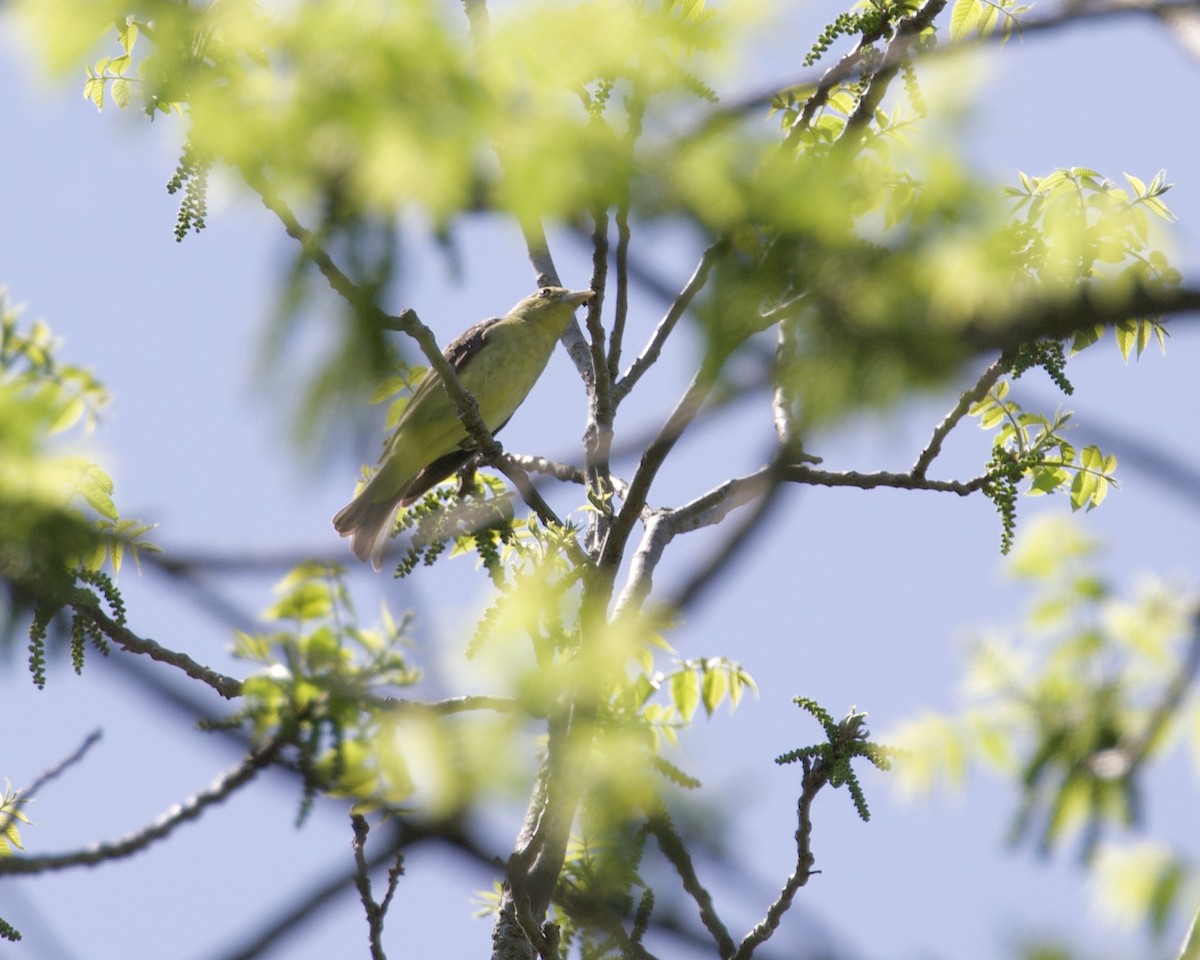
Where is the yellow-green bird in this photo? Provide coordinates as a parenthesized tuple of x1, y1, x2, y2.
(334, 286, 595, 569)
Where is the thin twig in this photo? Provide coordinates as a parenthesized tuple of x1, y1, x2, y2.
(600, 367, 718, 578)
(730, 757, 825, 960)
(669, 470, 788, 614)
(697, 0, 1200, 139)
(76, 604, 243, 700)
(207, 816, 492, 960)
(912, 354, 1011, 478)
(351, 814, 403, 960)
(377, 695, 525, 715)
(783, 465, 989, 495)
(647, 811, 737, 958)
(585, 207, 617, 553)
(614, 243, 724, 404)
(0, 735, 286, 876)
(608, 202, 632, 382)
(0, 730, 103, 843)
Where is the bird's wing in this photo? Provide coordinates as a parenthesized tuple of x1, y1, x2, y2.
(381, 316, 502, 459)
(443, 316, 502, 372)
(407, 315, 500, 406)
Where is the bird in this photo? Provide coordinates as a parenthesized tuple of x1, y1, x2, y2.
(333, 286, 595, 569)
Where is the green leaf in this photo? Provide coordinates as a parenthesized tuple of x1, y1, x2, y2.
(1124, 172, 1146, 195)
(50, 396, 85, 434)
(118, 17, 139, 54)
(977, 0, 998, 37)
(76, 462, 118, 520)
(670, 667, 700, 723)
(949, 0, 981, 39)
(111, 78, 132, 110)
(267, 581, 334, 622)
(1029, 466, 1068, 494)
(1115, 318, 1137, 361)
(84, 76, 105, 110)
(701, 660, 728, 716)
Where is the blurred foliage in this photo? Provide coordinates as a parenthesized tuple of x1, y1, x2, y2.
(0, 783, 29, 858)
(889, 515, 1200, 940)
(225, 561, 420, 821)
(15, 0, 1181, 446)
(0, 293, 157, 686)
(5, 0, 1198, 956)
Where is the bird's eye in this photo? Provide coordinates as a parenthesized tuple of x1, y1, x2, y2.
(538, 288, 554, 299)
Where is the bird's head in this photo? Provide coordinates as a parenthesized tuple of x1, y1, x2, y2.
(509, 286, 595, 329)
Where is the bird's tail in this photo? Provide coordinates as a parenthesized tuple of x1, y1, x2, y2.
(332, 491, 399, 571)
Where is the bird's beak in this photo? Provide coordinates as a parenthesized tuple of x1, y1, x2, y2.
(564, 290, 595, 307)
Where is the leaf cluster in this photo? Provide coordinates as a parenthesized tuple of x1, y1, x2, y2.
(388, 475, 518, 583)
(228, 562, 420, 821)
(776, 699, 895, 822)
(972, 380, 1118, 553)
(889, 517, 1200, 936)
(0, 296, 156, 685)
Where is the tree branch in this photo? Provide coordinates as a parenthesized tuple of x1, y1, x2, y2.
(647, 811, 737, 958)
(613, 467, 778, 620)
(614, 242, 724, 405)
(600, 365, 719, 578)
(731, 756, 825, 960)
(962, 282, 1200, 353)
(584, 208, 618, 553)
(351, 814, 404, 960)
(669, 470, 789, 615)
(608, 202, 632, 382)
(0, 730, 103, 844)
(77, 604, 243, 700)
(783, 465, 989, 494)
(0, 735, 286, 876)
(912, 353, 1011, 478)
(835, 0, 949, 152)
(699, 0, 1200, 138)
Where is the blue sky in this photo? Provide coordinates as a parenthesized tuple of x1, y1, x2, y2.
(2, 4, 1199, 959)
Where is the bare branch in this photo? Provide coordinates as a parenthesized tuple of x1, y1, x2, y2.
(912, 354, 1011, 478)
(669, 472, 788, 614)
(77, 604, 243, 700)
(961, 283, 1200, 353)
(784, 464, 988, 495)
(608, 203, 632, 382)
(0, 730, 103, 844)
(613, 467, 777, 619)
(209, 816, 494, 960)
(614, 242, 724, 404)
(612, 512, 673, 621)
(461, 0, 489, 45)
(0, 736, 286, 876)
(586, 207, 614, 423)
(647, 811, 736, 958)
(601, 366, 718, 578)
(730, 781, 818, 960)
(584, 208, 618, 554)
(252, 174, 411, 330)
(351, 814, 404, 960)
(510, 453, 587, 486)
(509, 453, 632, 503)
